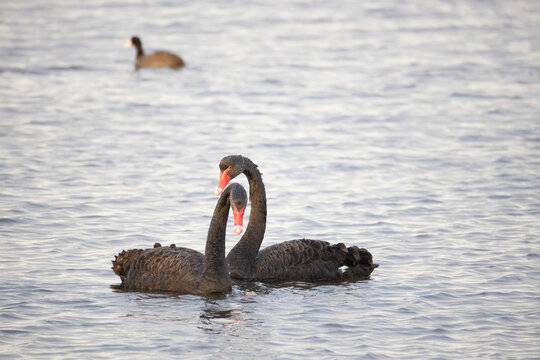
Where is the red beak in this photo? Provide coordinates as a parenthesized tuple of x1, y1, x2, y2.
(215, 167, 231, 196)
(232, 204, 245, 235)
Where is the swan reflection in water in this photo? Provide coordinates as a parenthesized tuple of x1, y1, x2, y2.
(198, 282, 269, 335)
(197, 278, 373, 334)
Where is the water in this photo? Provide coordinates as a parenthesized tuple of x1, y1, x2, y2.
(1, 0, 540, 358)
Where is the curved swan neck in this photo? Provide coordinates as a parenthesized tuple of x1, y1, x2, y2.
(244, 158, 267, 218)
(244, 159, 267, 238)
(203, 187, 232, 278)
(226, 157, 266, 278)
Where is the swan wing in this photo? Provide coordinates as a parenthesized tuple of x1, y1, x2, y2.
(251, 239, 347, 281)
(114, 246, 204, 292)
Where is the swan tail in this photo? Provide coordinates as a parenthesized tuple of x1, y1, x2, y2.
(344, 246, 373, 266)
(112, 249, 141, 281)
(343, 246, 378, 279)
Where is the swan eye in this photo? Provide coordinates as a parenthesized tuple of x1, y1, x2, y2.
(219, 163, 231, 171)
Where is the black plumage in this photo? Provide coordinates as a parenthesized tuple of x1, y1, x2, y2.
(216, 155, 378, 282)
(112, 183, 247, 294)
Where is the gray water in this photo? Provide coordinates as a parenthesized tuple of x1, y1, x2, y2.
(1, 0, 540, 358)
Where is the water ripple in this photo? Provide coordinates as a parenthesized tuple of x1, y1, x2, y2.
(1, 0, 539, 359)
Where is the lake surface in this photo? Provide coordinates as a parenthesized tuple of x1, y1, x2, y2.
(1, 0, 539, 358)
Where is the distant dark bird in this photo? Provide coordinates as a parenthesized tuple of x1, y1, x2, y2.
(215, 155, 378, 282)
(112, 183, 247, 295)
(125, 36, 185, 70)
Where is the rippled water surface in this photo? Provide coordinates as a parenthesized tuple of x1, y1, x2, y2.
(1, 0, 540, 358)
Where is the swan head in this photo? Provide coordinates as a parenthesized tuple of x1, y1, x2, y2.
(229, 183, 247, 235)
(215, 155, 246, 195)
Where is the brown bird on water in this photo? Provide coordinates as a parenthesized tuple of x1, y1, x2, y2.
(125, 36, 185, 70)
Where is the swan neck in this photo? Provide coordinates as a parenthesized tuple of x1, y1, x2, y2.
(202, 188, 231, 279)
(225, 158, 266, 278)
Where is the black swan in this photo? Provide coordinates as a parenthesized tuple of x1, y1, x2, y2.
(215, 155, 378, 282)
(112, 183, 247, 294)
(125, 36, 185, 70)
